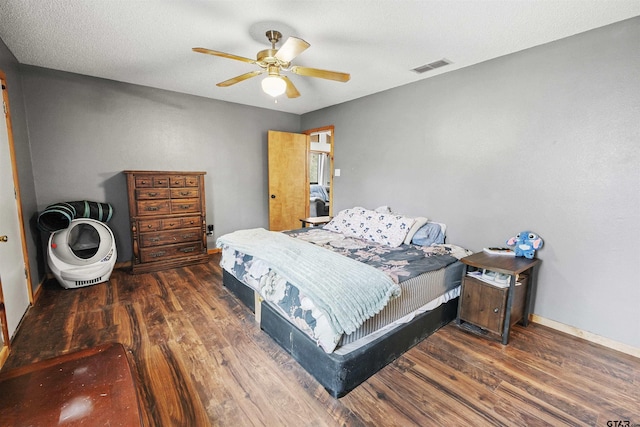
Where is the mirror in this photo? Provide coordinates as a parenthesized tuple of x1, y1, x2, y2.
(307, 128, 333, 218)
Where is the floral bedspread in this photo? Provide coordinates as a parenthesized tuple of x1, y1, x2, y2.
(284, 228, 468, 284)
(220, 228, 471, 352)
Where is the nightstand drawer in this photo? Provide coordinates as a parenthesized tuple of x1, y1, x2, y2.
(459, 274, 529, 336)
(459, 276, 508, 335)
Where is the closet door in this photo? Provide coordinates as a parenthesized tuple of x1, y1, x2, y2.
(268, 130, 309, 231)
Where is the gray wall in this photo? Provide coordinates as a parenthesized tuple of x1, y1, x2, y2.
(20, 66, 300, 265)
(302, 18, 640, 348)
(0, 38, 40, 292)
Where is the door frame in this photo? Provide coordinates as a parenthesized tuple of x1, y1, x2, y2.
(0, 70, 34, 367)
(303, 125, 334, 217)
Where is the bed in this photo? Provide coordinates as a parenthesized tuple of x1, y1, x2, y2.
(217, 207, 471, 397)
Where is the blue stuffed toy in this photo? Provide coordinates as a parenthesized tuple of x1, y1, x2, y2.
(506, 231, 544, 259)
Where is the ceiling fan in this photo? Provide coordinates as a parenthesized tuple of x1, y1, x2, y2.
(193, 30, 350, 98)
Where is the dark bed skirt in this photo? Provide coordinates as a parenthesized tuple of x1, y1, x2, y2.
(222, 269, 458, 398)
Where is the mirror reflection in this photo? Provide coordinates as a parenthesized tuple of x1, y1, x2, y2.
(309, 131, 332, 218)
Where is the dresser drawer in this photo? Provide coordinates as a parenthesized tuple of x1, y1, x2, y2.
(136, 188, 170, 200)
(170, 175, 200, 187)
(137, 200, 170, 216)
(140, 228, 202, 247)
(171, 199, 200, 214)
(135, 175, 169, 188)
(138, 219, 162, 232)
(170, 188, 199, 199)
(140, 242, 203, 263)
(180, 216, 201, 228)
(138, 216, 201, 232)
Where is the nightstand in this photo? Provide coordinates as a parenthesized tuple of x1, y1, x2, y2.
(456, 252, 541, 344)
(300, 216, 332, 228)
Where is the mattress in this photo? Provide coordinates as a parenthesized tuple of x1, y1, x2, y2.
(338, 261, 463, 346)
(219, 228, 470, 353)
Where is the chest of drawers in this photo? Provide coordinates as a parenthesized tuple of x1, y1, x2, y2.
(124, 170, 208, 274)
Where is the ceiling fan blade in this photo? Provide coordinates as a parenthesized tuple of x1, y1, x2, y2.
(275, 37, 310, 63)
(281, 76, 300, 98)
(216, 71, 262, 87)
(192, 47, 256, 64)
(290, 66, 350, 82)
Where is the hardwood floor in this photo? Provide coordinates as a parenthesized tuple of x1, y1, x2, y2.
(4, 254, 639, 426)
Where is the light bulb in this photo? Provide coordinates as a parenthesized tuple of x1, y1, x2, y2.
(261, 76, 286, 97)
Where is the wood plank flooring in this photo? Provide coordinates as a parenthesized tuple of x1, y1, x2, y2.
(4, 254, 639, 426)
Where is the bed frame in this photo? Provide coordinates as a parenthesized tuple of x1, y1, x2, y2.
(222, 269, 458, 398)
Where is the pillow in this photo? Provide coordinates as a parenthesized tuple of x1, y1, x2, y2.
(403, 216, 429, 244)
(411, 221, 446, 246)
(324, 207, 415, 247)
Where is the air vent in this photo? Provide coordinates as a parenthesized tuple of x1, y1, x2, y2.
(411, 59, 451, 74)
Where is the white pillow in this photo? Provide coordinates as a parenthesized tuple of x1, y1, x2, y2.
(403, 216, 429, 244)
(324, 207, 416, 247)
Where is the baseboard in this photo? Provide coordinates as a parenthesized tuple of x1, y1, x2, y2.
(32, 277, 47, 303)
(530, 314, 639, 359)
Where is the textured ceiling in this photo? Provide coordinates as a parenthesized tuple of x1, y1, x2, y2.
(1, 1, 639, 114)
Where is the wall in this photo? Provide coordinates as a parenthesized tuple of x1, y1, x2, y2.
(302, 18, 640, 349)
(20, 66, 300, 266)
(0, 38, 40, 293)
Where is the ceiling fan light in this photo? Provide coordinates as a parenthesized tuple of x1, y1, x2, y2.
(261, 76, 286, 97)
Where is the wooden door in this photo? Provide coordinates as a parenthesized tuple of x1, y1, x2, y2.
(268, 130, 309, 231)
(0, 73, 31, 365)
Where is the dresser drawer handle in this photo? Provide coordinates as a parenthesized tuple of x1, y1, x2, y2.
(182, 233, 196, 239)
(146, 206, 159, 211)
(180, 247, 195, 253)
(147, 224, 154, 229)
(179, 205, 191, 209)
(180, 191, 190, 196)
(147, 192, 158, 197)
(149, 237, 160, 242)
(493, 308, 499, 313)
(150, 251, 166, 258)
(168, 222, 176, 227)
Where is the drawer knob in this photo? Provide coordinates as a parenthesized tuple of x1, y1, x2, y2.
(493, 308, 499, 313)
